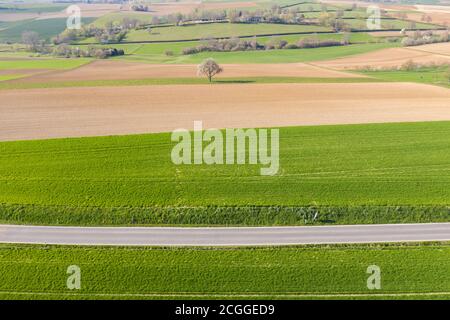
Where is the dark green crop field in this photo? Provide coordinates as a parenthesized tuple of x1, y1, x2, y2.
(0, 121, 450, 226)
(0, 243, 449, 299)
(0, 17, 96, 43)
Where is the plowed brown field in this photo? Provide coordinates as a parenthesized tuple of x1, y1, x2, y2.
(313, 43, 450, 70)
(1, 82, 449, 141)
(16, 61, 366, 83)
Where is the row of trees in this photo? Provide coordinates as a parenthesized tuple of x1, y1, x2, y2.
(317, 13, 351, 32)
(182, 35, 349, 55)
(53, 45, 124, 58)
(22, 31, 124, 58)
(54, 23, 131, 45)
(401, 30, 449, 47)
(53, 17, 146, 45)
(155, 4, 358, 27)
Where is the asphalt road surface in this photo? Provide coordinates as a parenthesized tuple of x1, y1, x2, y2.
(1, 223, 450, 246)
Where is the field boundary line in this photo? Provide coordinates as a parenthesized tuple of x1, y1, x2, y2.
(0, 291, 449, 298)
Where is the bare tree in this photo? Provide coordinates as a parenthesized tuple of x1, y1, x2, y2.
(197, 58, 223, 82)
(21, 31, 40, 51)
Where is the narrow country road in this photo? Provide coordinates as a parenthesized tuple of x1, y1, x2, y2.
(0, 223, 450, 246)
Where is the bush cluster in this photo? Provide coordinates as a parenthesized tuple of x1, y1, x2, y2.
(53, 44, 125, 59)
(131, 4, 149, 12)
(401, 30, 450, 47)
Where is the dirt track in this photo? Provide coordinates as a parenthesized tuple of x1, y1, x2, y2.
(313, 43, 450, 70)
(18, 61, 365, 83)
(1, 82, 449, 141)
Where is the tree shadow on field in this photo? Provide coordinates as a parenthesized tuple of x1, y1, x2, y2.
(213, 79, 255, 84)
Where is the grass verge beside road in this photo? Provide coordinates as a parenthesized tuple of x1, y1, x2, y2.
(0, 243, 449, 299)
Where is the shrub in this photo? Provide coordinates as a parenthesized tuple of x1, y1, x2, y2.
(52, 46, 125, 59)
(400, 59, 418, 71)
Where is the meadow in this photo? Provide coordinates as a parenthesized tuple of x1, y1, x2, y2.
(0, 3, 67, 13)
(362, 66, 450, 88)
(119, 32, 377, 54)
(1, 121, 450, 226)
(122, 23, 333, 42)
(0, 18, 95, 43)
(0, 243, 448, 299)
(0, 76, 381, 90)
(118, 42, 395, 64)
(0, 58, 91, 70)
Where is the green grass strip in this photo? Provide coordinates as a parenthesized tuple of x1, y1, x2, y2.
(0, 204, 449, 226)
(0, 76, 382, 90)
(361, 67, 450, 88)
(0, 243, 449, 300)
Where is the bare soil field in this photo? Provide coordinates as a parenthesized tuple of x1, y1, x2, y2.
(35, 4, 122, 20)
(404, 11, 450, 26)
(119, 1, 257, 16)
(16, 60, 366, 83)
(200, 1, 257, 10)
(0, 4, 121, 21)
(414, 5, 450, 13)
(313, 44, 450, 70)
(407, 42, 450, 56)
(320, 0, 415, 11)
(1, 82, 449, 141)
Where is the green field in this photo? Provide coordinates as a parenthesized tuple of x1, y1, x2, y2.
(76, 32, 380, 64)
(0, 76, 381, 90)
(101, 23, 333, 43)
(0, 73, 25, 81)
(0, 3, 67, 13)
(0, 58, 91, 70)
(362, 67, 450, 88)
(1, 121, 450, 226)
(0, 243, 449, 299)
(122, 32, 377, 54)
(118, 42, 394, 64)
(0, 17, 96, 43)
(90, 12, 158, 28)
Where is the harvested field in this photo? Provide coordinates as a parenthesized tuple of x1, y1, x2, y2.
(415, 5, 450, 13)
(0, 13, 39, 22)
(407, 42, 450, 56)
(116, 1, 257, 16)
(17, 60, 366, 83)
(313, 44, 450, 70)
(404, 11, 450, 26)
(35, 4, 122, 20)
(200, 1, 257, 10)
(0, 4, 121, 21)
(0, 82, 449, 141)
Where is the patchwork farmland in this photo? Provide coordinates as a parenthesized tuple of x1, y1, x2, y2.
(0, 0, 449, 301)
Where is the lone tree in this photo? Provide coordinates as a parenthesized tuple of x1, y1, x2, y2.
(197, 58, 223, 82)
